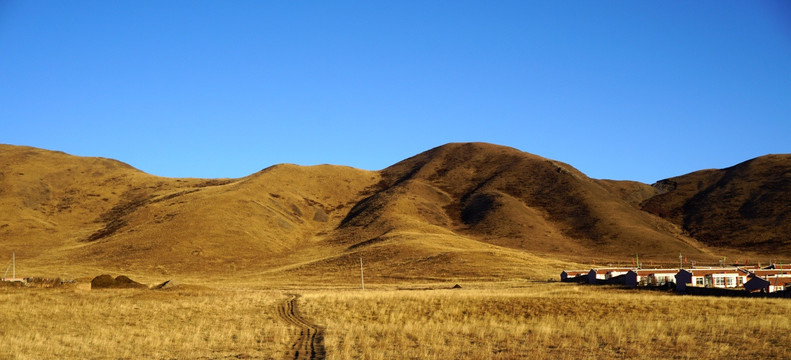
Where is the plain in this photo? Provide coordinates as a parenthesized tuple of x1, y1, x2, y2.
(2, 281, 790, 359)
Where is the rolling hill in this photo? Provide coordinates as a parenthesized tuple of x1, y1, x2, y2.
(0, 143, 787, 282)
(642, 154, 791, 253)
(330, 143, 708, 258)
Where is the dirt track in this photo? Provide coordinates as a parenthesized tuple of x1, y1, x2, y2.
(277, 294, 325, 360)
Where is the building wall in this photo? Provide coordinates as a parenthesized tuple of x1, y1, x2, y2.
(625, 271, 638, 287)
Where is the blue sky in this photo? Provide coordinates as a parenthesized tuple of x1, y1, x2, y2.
(1, 1, 789, 183)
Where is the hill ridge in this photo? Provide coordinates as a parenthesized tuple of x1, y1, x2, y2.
(1, 143, 788, 281)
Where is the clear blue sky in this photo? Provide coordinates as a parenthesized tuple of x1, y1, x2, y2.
(1, 1, 789, 183)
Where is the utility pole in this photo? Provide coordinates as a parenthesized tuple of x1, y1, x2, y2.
(12, 251, 14, 281)
(359, 257, 365, 291)
(679, 253, 683, 269)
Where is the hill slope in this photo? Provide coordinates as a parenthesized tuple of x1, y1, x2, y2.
(3, 143, 788, 282)
(332, 143, 709, 260)
(642, 154, 791, 253)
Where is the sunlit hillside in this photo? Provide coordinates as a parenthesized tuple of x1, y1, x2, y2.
(643, 154, 791, 253)
(1, 143, 788, 283)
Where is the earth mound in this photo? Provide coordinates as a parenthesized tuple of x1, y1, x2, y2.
(91, 274, 147, 289)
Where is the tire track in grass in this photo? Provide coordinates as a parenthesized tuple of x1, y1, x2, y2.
(277, 294, 325, 360)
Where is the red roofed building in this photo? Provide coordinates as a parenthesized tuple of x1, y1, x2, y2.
(744, 273, 791, 293)
(625, 269, 679, 288)
(587, 268, 631, 284)
(675, 268, 747, 291)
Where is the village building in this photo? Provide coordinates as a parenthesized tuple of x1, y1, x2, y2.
(675, 268, 748, 291)
(745, 269, 791, 278)
(675, 269, 702, 291)
(560, 264, 791, 296)
(587, 268, 631, 284)
(766, 276, 791, 292)
(560, 270, 588, 282)
(705, 271, 747, 288)
(625, 269, 679, 288)
(744, 275, 791, 293)
(743, 268, 791, 293)
(744, 276, 771, 293)
(738, 265, 761, 270)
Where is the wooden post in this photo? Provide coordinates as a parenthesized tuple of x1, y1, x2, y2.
(360, 257, 365, 291)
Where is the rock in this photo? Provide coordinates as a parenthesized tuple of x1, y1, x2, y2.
(313, 207, 329, 222)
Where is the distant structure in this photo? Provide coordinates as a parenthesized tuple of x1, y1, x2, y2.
(560, 270, 588, 282)
(561, 263, 791, 296)
(2, 252, 17, 282)
(586, 268, 631, 285)
(626, 269, 678, 288)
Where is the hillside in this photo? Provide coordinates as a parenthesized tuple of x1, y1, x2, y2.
(2, 143, 787, 282)
(331, 143, 709, 261)
(0, 145, 382, 279)
(642, 154, 791, 253)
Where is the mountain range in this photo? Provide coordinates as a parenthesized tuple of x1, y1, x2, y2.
(1, 143, 788, 282)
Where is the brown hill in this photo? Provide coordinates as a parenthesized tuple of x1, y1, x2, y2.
(332, 143, 710, 261)
(5, 143, 784, 283)
(642, 154, 791, 253)
(0, 145, 377, 277)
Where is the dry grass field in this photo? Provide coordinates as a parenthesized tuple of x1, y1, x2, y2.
(2, 281, 790, 359)
(0, 286, 292, 360)
(300, 283, 791, 359)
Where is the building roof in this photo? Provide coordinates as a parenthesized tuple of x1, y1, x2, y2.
(748, 270, 791, 277)
(764, 264, 791, 270)
(590, 268, 632, 274)
(678, 268, 743, 276)
(631, 269, 680, 276)
(561, 270, 588, 275)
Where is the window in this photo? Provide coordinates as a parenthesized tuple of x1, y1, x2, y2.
(715, 277, 726, 287)
(726, 277, 735, 287)
(695, 278, 704, 286)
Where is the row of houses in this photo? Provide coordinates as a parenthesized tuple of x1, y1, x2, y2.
(561, 264, 791, 294)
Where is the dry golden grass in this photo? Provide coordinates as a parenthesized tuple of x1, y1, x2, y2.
(2, 281, 790, 359)
(0, 286, 293, 359)
(298, 283, 791, 360)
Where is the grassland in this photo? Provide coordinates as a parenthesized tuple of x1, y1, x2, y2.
(0, 286, 292, 360)
(300, 283, 791, 359)
(2, 281, 790, 359)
